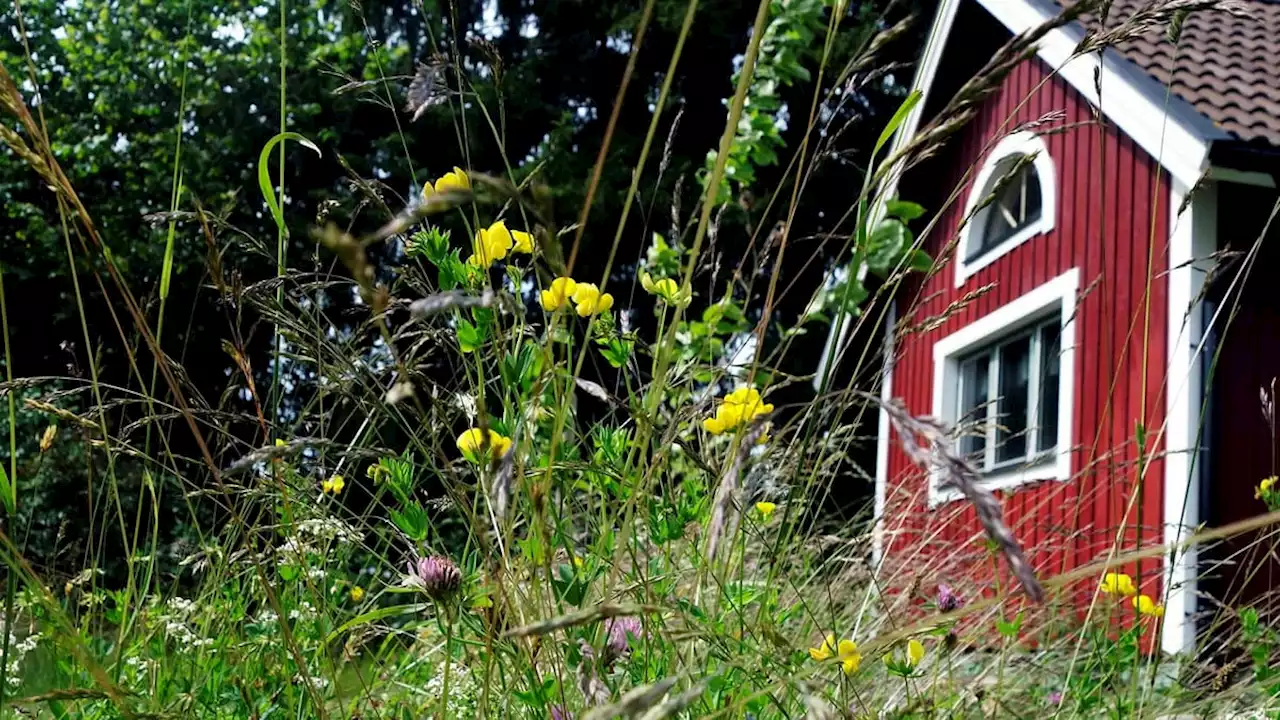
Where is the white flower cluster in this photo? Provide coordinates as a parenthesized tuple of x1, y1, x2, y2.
(294, 518, 359, 544)
(2, 630, 39, 687)
(157, 597, 213, 649)
(423, 662, 479, 717)
(288, 601, 317, 621)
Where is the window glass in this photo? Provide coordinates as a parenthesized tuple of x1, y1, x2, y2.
(958, 354, 990, 459)
(1037, 323, 1061, 452)
(995, 334, 1031, 464)
(970, 160, 1043, 260)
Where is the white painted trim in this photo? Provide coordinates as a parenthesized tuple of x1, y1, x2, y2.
(872, 303, 896, 568)
(929, 267, 1079, 505)
(1160, 180, 1216, 655)
(955, 131, 1057, 287)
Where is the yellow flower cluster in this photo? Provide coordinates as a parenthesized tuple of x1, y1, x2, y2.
(539, 277, 614, 317)
(702, 387, 773, 435)
(456, 428, 513, 463)
(754, 501, 777, 520)
(322, 474, 345, 495)
(1256, 475, 1276, 500)
(640, 272, 691, 307)
(809, 634, 861, 675)
(1131, 594, 1164, 618)
(1100, 572, 1163, 617)
(1099, 572, 1136, 597)
(468, 220, 535, 268)
(349, 585, 365, 603)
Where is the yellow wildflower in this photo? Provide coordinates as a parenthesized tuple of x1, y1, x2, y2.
(275, 439, 287, 447)
(906, 638, 925, 667)
(572, 555, 584, 569)
(1132, 594, 1164, 618)
(322, 474, 346, 495)
(39, 424, 57, 453)
(809, 634, 861, 674)
(1256, 476, 1277, 499)
(540, 277, 577, 312)
(349, 585, 365, 603)
(571, 283, 614, 316)
(426, 167, 470, 196)
(512, 229, 535, 254)
(755, 501, 777, 520)
(640, 272, 691, 306)
(456, 428, 513, 463)
(809, 634, 837, 661)
(467, 220, 515, 268)
(703, 387, 773, 435)
(1100, 572, 1137, 597)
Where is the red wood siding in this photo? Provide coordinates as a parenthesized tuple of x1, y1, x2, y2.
(884, 56, 1171, 626)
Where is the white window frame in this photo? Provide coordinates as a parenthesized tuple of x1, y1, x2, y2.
(955, 131, 1057, 288)
(930, 267, 1078, 505)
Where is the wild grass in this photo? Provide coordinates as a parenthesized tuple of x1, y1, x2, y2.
(0, 0, 1278, 718)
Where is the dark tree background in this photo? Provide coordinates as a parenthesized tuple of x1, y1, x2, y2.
(0, 0, 930, 575)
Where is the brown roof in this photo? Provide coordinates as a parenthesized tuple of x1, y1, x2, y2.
(1087, 0, 1280, 145)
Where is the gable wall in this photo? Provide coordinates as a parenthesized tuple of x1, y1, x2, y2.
(883, 52, 1172, 621)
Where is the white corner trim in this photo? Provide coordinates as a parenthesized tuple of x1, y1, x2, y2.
(955, 131, 1057, 288)
(872, 303, 897, 568)
(1161, 179, 1215, 655)
(928, 267, 1079, 506)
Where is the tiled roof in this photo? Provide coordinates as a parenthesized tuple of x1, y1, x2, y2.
(1083, 0, 1280, 145)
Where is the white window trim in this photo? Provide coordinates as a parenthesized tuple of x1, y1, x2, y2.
(955, 131, 1057, 288)
(930, 267, 1078, 506)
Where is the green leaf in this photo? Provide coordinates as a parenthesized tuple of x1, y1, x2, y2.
(0, 463, 14, 516)
(325, 603, 430, 645)
(885, 199, 925, 222)
(865, 220, 910, 274)
(457, 318, 485, 353)
(906, 248, 933, 272)
(390, 503, 430, 542)
(599, 338, 632, 368)
(873, 90, 921, 161)
(159, 176, 183, 300)
(257, 132, 321, 235)
(995, 611, 1024, 638)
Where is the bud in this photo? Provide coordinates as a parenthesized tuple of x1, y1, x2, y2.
(39, 424, 57, 453)
(407, 555, 462, 599)
(936, 583, 962, 612)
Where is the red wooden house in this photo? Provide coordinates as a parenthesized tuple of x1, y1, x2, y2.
(839, 0, 1280, 653)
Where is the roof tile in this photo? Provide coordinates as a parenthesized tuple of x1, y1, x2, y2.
(1058, 0, 1280, 145)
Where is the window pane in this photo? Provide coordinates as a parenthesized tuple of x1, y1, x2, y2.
(972, 161, 1043, 259)
(995, 335, 1030, 463)
(1037, 322, 1061, 452)
(958, 354, 989, 461)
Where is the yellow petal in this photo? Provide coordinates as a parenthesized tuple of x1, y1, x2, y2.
(512, 230, 535, 254)
(755, 501, 776, 519)
(703, 416, 727, 435)
(837, 639, 858, 659)
(808, 634, 836, 661)
(434, 167, 470, 193)
(540, 290, 561, 311)
(907, 638, 925, 665)
(841, 653, 861, 675)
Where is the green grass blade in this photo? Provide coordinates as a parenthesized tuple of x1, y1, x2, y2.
(257, 131, 321, 235)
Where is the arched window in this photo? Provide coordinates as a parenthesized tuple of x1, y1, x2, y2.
(956, 131, 1056, 286)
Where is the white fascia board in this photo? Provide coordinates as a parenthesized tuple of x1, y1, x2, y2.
(1160, 179, 1216, 655)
